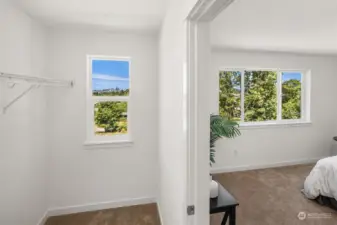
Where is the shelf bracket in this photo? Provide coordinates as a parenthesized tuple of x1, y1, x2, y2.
(2, 84, 38, 114)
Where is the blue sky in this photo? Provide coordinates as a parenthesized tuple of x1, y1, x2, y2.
(282, 72, 301, 82)
(92, 60, 129, 91)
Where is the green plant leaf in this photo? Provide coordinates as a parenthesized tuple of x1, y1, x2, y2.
(210, 114, 241, 166)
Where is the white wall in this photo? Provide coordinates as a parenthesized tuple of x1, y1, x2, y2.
(158, 0, 201, 224)
(158, 1, 187, 224)
(211, 0, 337, 55)
(158, 1, 213, 224)
(46, 29, 159, 210)
(0, 1, 48, 225)
(210, 49, 337, 172)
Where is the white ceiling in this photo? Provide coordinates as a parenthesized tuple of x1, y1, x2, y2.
(211, 0, 337, 55)
(16, 0, 167, 31)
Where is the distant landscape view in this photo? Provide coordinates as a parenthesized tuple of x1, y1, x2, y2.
(92, 59, 130, 135)
(93, 88, 129, 96)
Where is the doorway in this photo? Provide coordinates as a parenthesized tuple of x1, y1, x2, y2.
(185, 1, 236, 225)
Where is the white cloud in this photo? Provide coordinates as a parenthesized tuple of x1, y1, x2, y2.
(92, 73, 129, 81)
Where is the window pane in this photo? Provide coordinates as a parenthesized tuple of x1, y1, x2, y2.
(219, 71, 241, 121)
(94, 101, 128, 136)
(244, 71, 277, 122)
(282, 72, 301, 119)
(92, 59, 130, 96)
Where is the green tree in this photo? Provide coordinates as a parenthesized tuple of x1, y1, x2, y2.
(95, 101, 127, 133)
(244, 71, 277, 122)
(219, 70, 301, 122)
(219, 71, 241, 121)
(282, 79, 301, 119)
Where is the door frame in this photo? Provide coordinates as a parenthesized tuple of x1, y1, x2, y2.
(185, 1, 235, 225)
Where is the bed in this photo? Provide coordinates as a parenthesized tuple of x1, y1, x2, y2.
(303, 156, 337, 210)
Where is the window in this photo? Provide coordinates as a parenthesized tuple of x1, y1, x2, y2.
(87, 56, 131, 143)
(219, 68, 310, 126)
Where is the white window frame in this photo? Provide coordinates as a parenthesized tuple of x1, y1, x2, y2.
(218, 67, 311, 128)
(85, 55, 133, 147)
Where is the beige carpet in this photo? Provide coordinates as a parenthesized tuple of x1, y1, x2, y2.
(45, 203, 160, 225)
(45, 165, 337, 225)
(212, 164, 337, 225)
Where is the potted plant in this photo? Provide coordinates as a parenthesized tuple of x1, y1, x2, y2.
(210, 114, 241, 198)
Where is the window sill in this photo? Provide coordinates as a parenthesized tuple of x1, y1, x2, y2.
(84, 140, 134, 150)
(239, 120, 312, 129)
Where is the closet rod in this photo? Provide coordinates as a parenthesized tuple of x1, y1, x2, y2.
(0, 72, 74, 114)
(0, 72, 74, 87)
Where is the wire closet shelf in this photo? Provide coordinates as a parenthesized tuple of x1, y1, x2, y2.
(0, 72, 74, 114)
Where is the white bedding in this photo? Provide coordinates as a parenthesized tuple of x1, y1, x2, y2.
(303, 156, 337, 200)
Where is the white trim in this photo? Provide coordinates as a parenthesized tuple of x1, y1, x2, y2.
(84, 140, 134, 149)
(47, 197, 156, 217)
(188, 21, 212, 225)
(276, 71, 282, 120)
(185, 20, 197, 225)
(92, 96, 129, 102)
(157, 202, 165, 225)
(305, 70, 312, 121)
(239, 120, 312, 129)
(240, 70, 245, 121)
(36, 210, 49, 225)
(188, 0, 235, 22)
(87, 55, 131, 61)
(210, 157, 322, 174)
(300, 71, 305, 119)
(186, 1, 236, 225)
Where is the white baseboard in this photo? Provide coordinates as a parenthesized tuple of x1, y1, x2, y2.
(156, 202, 164, 225)
(211, 157, 322, 174)
(47, 197, 156, 218)
(37, 210, 48, 225)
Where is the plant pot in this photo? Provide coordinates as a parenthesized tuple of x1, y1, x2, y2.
(210, 176, 219, 198)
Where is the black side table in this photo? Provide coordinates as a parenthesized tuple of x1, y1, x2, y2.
(210, 183, 239, 225)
